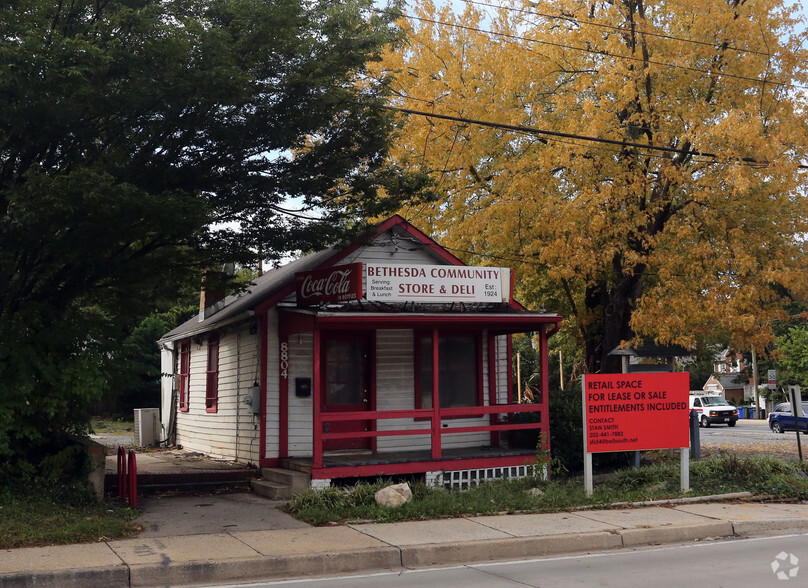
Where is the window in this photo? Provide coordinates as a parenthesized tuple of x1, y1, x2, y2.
(178, 341, 190, 412)
(205, 334, 219, 413)
(416, 333, 480, 409)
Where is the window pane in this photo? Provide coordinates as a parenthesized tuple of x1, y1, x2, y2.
(439, 336, 476, 407)
(420, 337, 433, 408)
(326, 339, 365, 405)
(419, 335, 476, 408)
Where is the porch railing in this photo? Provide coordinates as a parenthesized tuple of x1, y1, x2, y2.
(314, 404, 545, 469)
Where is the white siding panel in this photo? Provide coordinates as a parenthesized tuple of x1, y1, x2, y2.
(174, 323, 261, 464)
(340, 230, 443, 267)
(375, 330, 432, 451)
(287, 333, 313, 456)
(265, 309, 280, 459)
(374, 330, 489, 453)
(497, 335, 510, 404)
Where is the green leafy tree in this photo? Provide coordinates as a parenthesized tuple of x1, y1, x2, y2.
(0, 0, 407, 479)
(777, 324, 808, 390)
(104, 305, 197, 415)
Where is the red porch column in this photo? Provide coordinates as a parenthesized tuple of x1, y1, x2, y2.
(312, 327, 323, 468)
(431, 327, 441, 459)
(488, 331, 499, 446)
(539, 325, 550, 454)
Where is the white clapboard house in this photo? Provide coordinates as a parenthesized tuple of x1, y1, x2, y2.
(158, 215, 561, 489)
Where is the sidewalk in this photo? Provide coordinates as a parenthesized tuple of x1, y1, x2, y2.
(4, 499, 808, 587)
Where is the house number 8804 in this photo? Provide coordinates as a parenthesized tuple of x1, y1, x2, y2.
(280, 341, 289, 379)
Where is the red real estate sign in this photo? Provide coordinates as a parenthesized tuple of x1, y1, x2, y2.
(583, 372, 690, 453)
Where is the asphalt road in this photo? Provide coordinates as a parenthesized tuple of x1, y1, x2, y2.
(697, 418, 806, 461)
(208, 531, 808, 588)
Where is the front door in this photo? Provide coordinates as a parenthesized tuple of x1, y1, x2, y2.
(322, 334, 372, 451)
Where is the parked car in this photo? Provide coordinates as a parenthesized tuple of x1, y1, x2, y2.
(690, 395, 738, 427)
(768, 402, 808, 434)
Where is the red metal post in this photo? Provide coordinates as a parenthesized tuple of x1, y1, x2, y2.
(117, 445, 127, 501)
(127, 450, 137, 509)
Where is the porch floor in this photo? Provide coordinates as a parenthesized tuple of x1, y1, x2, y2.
(286, 445, 535, 471)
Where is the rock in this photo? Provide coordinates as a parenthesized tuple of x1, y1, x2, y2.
(374, 482, 413, 507)
(527, 487, 544, 497)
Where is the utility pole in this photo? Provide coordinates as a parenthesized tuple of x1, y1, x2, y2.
(751, 346, 760, 419)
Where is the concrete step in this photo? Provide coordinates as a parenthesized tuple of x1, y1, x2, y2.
(105, 469, 259, 496)
(281, 458, 313, 475)
(251, 479, 292, 500)
(260, 468, 310, 494)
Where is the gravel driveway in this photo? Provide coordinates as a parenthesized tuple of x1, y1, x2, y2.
(698, 419, 806, 461)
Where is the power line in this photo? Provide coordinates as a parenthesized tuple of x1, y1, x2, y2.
(386, 105, 808, 169)
(379, 8, 807, 91)
(462, 0, 772, 58)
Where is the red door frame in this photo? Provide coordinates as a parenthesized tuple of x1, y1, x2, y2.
(319, 331, 374, 451)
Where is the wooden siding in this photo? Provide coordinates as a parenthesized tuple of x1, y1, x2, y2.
(341, 230, 443, 267)
(496, 335, 510, 404)
(174, 322, 261, 464)
(265, 309, 281, 459)
(286, 332, 314, 456)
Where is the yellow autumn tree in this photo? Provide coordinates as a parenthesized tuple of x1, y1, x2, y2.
(376, 0, 808, 372)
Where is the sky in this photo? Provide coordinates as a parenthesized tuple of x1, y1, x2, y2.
(428, 0, 808, 37)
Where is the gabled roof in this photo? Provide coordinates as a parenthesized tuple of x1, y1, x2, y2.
(703, 373, 748, 390)
(717, 373, 748, 389)
(159, 215, 488, 343)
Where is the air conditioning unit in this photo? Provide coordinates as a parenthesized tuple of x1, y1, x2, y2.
(134, 408, 160, 447)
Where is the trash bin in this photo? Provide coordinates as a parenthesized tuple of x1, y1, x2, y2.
(737, 406, 744, 419)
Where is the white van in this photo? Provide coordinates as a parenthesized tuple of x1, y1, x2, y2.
(689, 395, 738, 428)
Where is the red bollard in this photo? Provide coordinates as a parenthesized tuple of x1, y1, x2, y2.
(127, 450, 138, 509)
(117, 445, 127, 501)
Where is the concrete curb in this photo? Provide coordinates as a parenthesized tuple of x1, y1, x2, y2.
(399, 532, 623, 567)
(0, 566, 129, 588)
(127, 549, 403, 587)
(618, 521, 734, 546)
(4, 513, 808, 587)
(729, 518, 808, 535)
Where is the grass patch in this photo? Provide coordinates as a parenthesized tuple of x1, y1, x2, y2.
(288, 456, 808, 525)
(91, 418, 134, 435)
(0, 494, 141, 549)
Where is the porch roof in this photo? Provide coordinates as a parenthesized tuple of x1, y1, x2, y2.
(279, 307, 561, 336)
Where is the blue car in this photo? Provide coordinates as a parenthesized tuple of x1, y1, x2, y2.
(768, 402, 808, 434)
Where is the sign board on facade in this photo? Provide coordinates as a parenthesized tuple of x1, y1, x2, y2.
(582, 372, 690, 453)
(295, 263, 363, 306)
(365, 264, 510, 303)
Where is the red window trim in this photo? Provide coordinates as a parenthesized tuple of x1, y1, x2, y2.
(178, 341, 191, 412)
(414, 331, 483, 416)
(205, 334, 220, 413)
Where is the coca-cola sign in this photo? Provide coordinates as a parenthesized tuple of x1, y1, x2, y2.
(295, 263, 363, 306)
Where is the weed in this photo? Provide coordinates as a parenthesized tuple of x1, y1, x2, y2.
(287, 455, 808, 526)
(0, 494, 140, 549)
